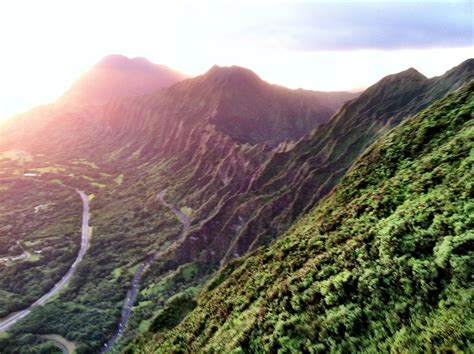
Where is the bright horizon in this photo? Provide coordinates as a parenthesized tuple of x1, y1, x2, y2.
(0, 0, 472, 121)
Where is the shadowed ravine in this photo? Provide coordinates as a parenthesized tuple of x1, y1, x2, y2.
(0, 189, 90, 333)
(101, 191, 189, 352)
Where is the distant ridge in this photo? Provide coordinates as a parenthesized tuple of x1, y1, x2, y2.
(61, 54, 189, 104)
(158, 64, 358, 145)
(159, 58, 474, 270)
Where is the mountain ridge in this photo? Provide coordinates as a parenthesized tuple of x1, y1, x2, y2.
(60, 54, 190, 105)
(0, 61, 358, 154)
(159, 58, 474, 268)
(0, 58, 472, 353)
(130, 79, 474, 354)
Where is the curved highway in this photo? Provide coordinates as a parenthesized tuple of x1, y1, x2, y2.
(0, 189, 90, 333)
(101, 190, 189, 353)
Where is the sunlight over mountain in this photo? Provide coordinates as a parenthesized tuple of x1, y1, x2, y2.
(0, 1, 472, 353)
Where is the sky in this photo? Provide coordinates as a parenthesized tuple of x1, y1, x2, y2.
(0, 0, 472, 120)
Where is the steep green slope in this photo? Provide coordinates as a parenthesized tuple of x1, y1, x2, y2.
(0, 62, 356, 352)
(108, 60, 472, 351)
(0, 61, 471, 353)
(167, 59, 473, 269)
(130, 82, 474, 353)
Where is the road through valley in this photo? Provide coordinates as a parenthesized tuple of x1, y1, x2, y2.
(101, 190, 189, 352)
(0, 189, 90, 333)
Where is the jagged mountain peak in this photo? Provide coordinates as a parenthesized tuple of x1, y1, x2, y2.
(202, 64, 264, 88)
(356, 66, 429, 104)
(357, 60, 473, 110)
(379, 66, 427, 84)
(60, 55, 189, 104)
(399, 67, 425, 77)
(161, 64, 355, 145)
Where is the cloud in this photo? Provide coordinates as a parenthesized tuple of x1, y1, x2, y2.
(240, 1, 473, 51)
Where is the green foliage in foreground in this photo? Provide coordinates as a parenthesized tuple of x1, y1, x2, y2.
(130, 82, 474, 353)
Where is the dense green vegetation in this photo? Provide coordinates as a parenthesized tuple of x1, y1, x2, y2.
(0, 154, 200, 352)
(130, 82, 474, 352)
(158, 59, 473, 273)
(0, 157, 83, 317)
(0, 60, 471, 353)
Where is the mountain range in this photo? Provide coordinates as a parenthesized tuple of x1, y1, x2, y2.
(0, 56, 472, 353)
(134, 79, 474, 354)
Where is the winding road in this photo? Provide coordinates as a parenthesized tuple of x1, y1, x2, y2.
(0, 189, 90, 333)
(42, 336, 69, 354)
(101, 191, 189, 353)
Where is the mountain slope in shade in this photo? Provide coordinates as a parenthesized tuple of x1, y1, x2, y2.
(166, 65, 359, 145)
(130, 80, 474, 354)
(74, 64, 359, 147)
(163, 59, 473, 268)
(0, 63, 357, 154)
(61, 55, 189, 104)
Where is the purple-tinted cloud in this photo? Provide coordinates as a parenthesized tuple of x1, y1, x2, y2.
(242, 1, 473, 51)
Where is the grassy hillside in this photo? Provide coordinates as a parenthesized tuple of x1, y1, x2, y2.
(130, 82, 474, 353)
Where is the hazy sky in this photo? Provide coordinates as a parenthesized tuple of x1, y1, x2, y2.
(0, 0, 472, 120)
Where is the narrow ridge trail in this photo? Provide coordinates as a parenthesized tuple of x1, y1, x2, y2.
(101, 191, 189, 352)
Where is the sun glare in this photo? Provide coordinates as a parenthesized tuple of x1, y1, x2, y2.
(0, 0, 472, 120)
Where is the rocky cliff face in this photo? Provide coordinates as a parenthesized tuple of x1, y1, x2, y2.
(165, 59, 474, 267)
